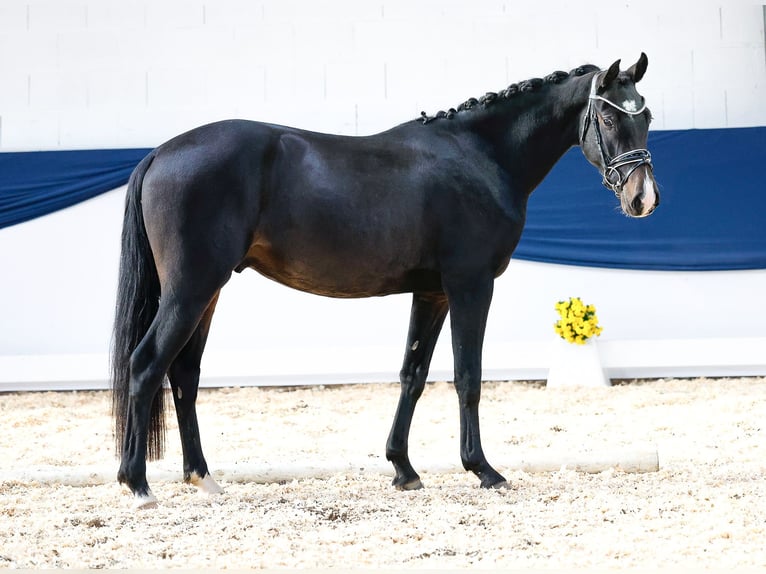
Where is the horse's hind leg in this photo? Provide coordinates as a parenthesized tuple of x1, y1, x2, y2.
(386, 292, 449, 490)
(167, 291, 222, 496)
(119, 286, 227, 508)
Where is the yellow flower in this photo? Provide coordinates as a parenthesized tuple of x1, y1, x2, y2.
(553, 297, 603, 345)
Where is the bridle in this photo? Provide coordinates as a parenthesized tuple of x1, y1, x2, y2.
(579, 71, 653, 196)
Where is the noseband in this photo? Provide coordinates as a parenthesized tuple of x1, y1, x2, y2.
(579, 72, 653, 195)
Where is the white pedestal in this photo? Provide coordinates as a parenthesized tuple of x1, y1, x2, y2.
(546, 339, 611, 388)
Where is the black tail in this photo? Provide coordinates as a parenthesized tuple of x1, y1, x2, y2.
(111, 151, 166, 461)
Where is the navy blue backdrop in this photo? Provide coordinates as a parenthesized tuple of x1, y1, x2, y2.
(1, 127, 764, 271)
(0, 148, 150, 230)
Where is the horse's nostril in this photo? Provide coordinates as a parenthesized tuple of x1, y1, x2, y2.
(632, 194, 645, 213)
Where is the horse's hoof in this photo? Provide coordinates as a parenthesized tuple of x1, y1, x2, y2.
(190, 472, 224, 496)
(133, 489, 158, 510)
(393, 477, 423, 491)
(479, 472, 509, 489)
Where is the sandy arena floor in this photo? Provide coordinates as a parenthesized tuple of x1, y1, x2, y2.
(0, 377, 765, 569)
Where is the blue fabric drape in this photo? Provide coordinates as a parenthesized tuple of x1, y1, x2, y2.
(0, 127, 764, 270)
(0, 148, 151, 229)
(517, 126, 766, 270)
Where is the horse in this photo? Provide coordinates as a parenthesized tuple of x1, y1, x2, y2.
(112, 53, 659, 508)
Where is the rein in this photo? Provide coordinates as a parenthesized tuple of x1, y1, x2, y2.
(579, 72, 652, 195)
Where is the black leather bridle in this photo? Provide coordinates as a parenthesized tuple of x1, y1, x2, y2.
(580, 72, 653, 196)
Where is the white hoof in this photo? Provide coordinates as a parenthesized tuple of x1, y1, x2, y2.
(190, 472, 224, 496)
(133, 489, 158, 510)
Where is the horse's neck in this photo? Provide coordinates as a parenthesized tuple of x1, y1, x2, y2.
(479, 75, 593, 194)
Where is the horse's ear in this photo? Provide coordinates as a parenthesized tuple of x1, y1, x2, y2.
(627, 52, 648, 84)
(599, 59, 621, 90)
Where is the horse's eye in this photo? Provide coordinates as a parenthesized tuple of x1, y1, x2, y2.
(602, 116, 614, 128)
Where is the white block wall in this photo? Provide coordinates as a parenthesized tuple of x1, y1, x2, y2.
(1, 1, 766, 389)
(0, 1, 764, 150)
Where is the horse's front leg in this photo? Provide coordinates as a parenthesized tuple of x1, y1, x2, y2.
(386, 292, 449, 490)
(444, 275, 508, 489)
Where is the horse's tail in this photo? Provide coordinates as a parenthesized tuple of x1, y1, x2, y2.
(111, 150, 166, 461)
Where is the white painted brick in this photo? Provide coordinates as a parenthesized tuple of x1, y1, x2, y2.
(205, 65, 266, 108)
(354, 20, 480, 66)
(325, 57, 385, 102)
(29, 69, 88, 110)
(640, 48, 693, 91)
(597, 2, 721, 60)
(27, 0, 88, 31)
(58, 109, 120, 148)
(595, 4, 667, 58)
(726, 83, 766, 128)
(1, 110, 60, 149)
(381, 0, 501, 21)
(447, 55, 509, 99)
(384, 57, 450, 106)
(657, 3, 721, 48)
(693, 46, 763, 88)
(266, 61, 323, 103)
(151, 28, 238, 68)
(262, 64, 297, 102)
(720, 5, 763, 45)
(0, 32, 58, 70)
(87, 68, 146, 109)
(693, 87, 727, 128)
(655, 88, 695, 130)
(293, 19, 354, 63)
(233, 22, 296, 64)
(352, 20, 422, 64)
(145, 1, 204, 29)
(101, 107, 165, 148)
(0, 3, 28, 31)
(146, 67, 207, 108)
(2, 0, 761, 149)
(87, 2, 146, 29)
(57, 30, 125, 70)
(0, 72, 30, 109)
(263, 0, 382, 24)
(203, 0, 264, 28)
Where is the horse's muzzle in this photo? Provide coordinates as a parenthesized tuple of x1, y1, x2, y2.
(621, 164, 659, 218)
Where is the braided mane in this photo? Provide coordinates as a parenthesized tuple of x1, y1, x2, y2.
(419, 64, 600, 124)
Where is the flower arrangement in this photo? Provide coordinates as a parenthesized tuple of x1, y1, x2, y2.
(554, 297, 603, 345)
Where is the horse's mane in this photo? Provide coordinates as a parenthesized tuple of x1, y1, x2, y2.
(419, 64, 600, 124)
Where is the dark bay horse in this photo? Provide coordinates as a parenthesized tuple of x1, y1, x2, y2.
(112, 54, 658, 508)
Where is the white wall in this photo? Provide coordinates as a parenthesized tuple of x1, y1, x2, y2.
(1, 1, 766, 389)
(1, 0, 764, 150)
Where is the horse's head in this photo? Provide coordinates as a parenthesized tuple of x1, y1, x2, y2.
(580, 53, 659, 218)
